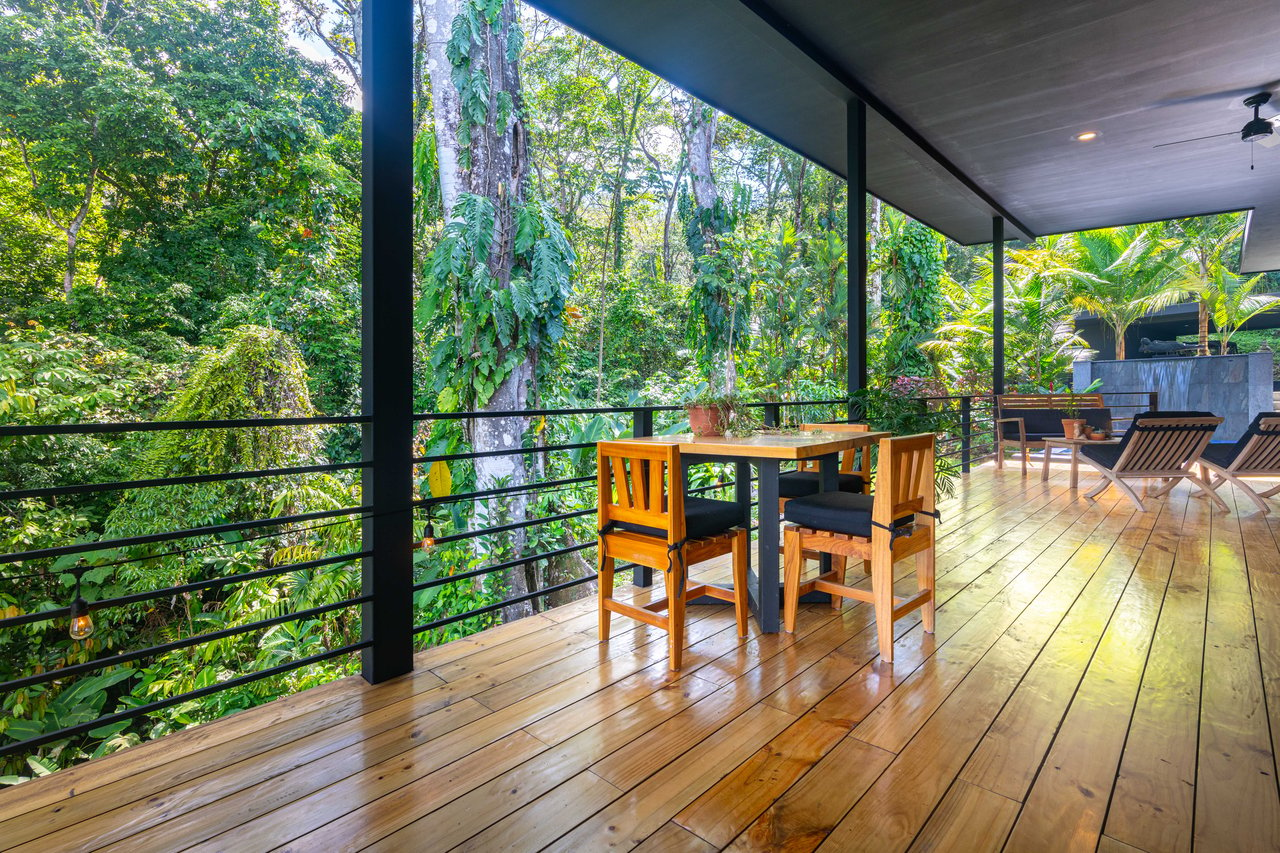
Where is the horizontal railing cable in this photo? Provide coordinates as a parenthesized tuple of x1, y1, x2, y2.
(0, 460, 368, 502)
(0, 550, 368, 630)
(1, 595, 370, 694)
(0, 414, 368, 437)
(0, 506, 370, 565)
(0, 639, 371, 758)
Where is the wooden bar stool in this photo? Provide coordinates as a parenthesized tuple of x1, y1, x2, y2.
(596, 440, 750, 671)
(781, 433, 937, 663)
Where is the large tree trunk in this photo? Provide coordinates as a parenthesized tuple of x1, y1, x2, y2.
(424, 0, 535, 622)
(686, 100, 737, 394)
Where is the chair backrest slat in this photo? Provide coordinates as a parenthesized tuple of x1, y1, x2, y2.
(795, 423, 871, 474)
(1113, 416, 1221, 474)
(872, 433, 936, 529)
(598, 441, 682, 543)
(1231, 416, 1280, 473)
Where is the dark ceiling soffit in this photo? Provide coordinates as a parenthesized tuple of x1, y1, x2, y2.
(526, 1, 1018, 249)
(733, 0, 1036, 240)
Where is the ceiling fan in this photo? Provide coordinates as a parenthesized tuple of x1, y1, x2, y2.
(1154, 91, 1280, 149)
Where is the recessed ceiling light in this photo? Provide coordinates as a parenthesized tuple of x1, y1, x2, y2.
(1074, 131, 1100, 142)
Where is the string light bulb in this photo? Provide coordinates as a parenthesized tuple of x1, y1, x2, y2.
(422, 521, 437, 549)
(68, 575, 94, 640)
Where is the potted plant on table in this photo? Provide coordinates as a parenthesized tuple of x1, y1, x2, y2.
(1060, 393, 1087, 439)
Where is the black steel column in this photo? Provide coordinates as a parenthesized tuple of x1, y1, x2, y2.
(361, 0, 415, 684)
(992, 216, 1006, 397)
(846, 100, 868, 421)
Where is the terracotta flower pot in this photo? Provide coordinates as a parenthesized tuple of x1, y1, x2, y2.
(1061, 418, 1086, 439)
(687, 403, 730, 436)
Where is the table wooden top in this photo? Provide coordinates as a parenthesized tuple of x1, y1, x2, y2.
(1042, 435, 1121, 447)
(621, 429, 892, 460)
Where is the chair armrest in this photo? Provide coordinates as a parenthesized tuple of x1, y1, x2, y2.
(996, 416, 1026, 442)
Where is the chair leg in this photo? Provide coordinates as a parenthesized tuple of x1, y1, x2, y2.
(783, 526, 803, 633)
(731, 529, 750, 637)
(916, 540, 935, 634)
(598, 554, 614, 642)
(664, 564, 685, 671)
(871, 542, 896, 663)
(1259, 483, 1280, 499)
(995, 442, 1004, 469)
(1190, 473, 1233, 512)
(830, 555, 847, 610)
(1021, 445, 1028, 476)
(1109, 475, 1148, 512)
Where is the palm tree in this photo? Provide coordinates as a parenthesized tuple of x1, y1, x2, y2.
(1168, 214, 1246, 355)
(923, 235, 1084, 389)
(1067, 225, 1183, 359)
(1201, 266, 1280, 354)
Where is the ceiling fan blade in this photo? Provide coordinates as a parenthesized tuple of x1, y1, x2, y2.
(1259, 133, 1280, 149)
(1152, 131, 1239, 149)
(1153, 81, 1280, 108)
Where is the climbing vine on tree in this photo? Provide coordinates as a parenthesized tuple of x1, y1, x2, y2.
(876, 213, 946, 377)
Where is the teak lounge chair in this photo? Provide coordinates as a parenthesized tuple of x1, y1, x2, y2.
(1079, 411, 1226, 512)
(1197, 412, 1280, 513)
(596, 440, 749, 671)
(781, 433, 937, 663)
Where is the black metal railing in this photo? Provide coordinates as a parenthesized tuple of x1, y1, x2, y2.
(0, 394, 1003, 763)
(0, 415, 372, 760)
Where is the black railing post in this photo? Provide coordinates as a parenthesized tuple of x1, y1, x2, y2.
(960, 395, 972, 473)
(763, 402, 781, 428)
(630, 407, 653, 588)
(360, 0, 414, 684)
(992, 217, 1006, 397)
(847, 100, 868, 414)
(1148, 391, 1159, 412)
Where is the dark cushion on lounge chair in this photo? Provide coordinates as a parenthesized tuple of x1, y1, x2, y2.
(1079, 443, 1124, 468)
(1000, 407, 1112, 440)
(616, 496, 741, 540)
(1079, 410, 1216, 469)
(1201, 442, 1239, 467)
(783, 491, 913, 538)
(1202, 411, 1280, 470)
(777, 470, 865, 498)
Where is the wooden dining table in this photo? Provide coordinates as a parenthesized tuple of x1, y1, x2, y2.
(625, 429, 890, 632)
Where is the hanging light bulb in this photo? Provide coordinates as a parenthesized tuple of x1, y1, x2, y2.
(68, 574, 94, 640)
(422, 521, 437, 549)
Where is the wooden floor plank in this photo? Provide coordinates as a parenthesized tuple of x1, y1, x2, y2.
(5, 467, 1280, 853)
(1193, 489, 1280, 851)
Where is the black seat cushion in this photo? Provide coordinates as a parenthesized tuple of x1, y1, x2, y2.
(1201, 442, 1239, 467)
(1000, 407, 1112, 440)
(1080, 410, 1216, 470)
(777, 470, 865, 498)
(1203, 411, 1280, 470)
(615, 496, 742, 540)
(783, 491, 913, 538)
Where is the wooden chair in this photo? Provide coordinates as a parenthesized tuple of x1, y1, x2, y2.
(1079, 411, 1227, 512)
(1197, 412, 1280, 513)
(782, 434, 937, 663)
(597, 440, 749, 671)
(776, 422, 873, 513)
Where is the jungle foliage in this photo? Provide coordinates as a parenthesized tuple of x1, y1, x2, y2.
(1, 0, 1272, 781)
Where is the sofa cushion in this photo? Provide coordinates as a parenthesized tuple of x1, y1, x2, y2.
(777, 470, 865, 498)
(783, 491, 913, 538)
(1001, 407, 1112, 440)
(616, 496, 742, 540)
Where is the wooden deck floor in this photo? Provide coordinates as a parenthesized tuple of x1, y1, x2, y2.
(4, 464, 1280, 852)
